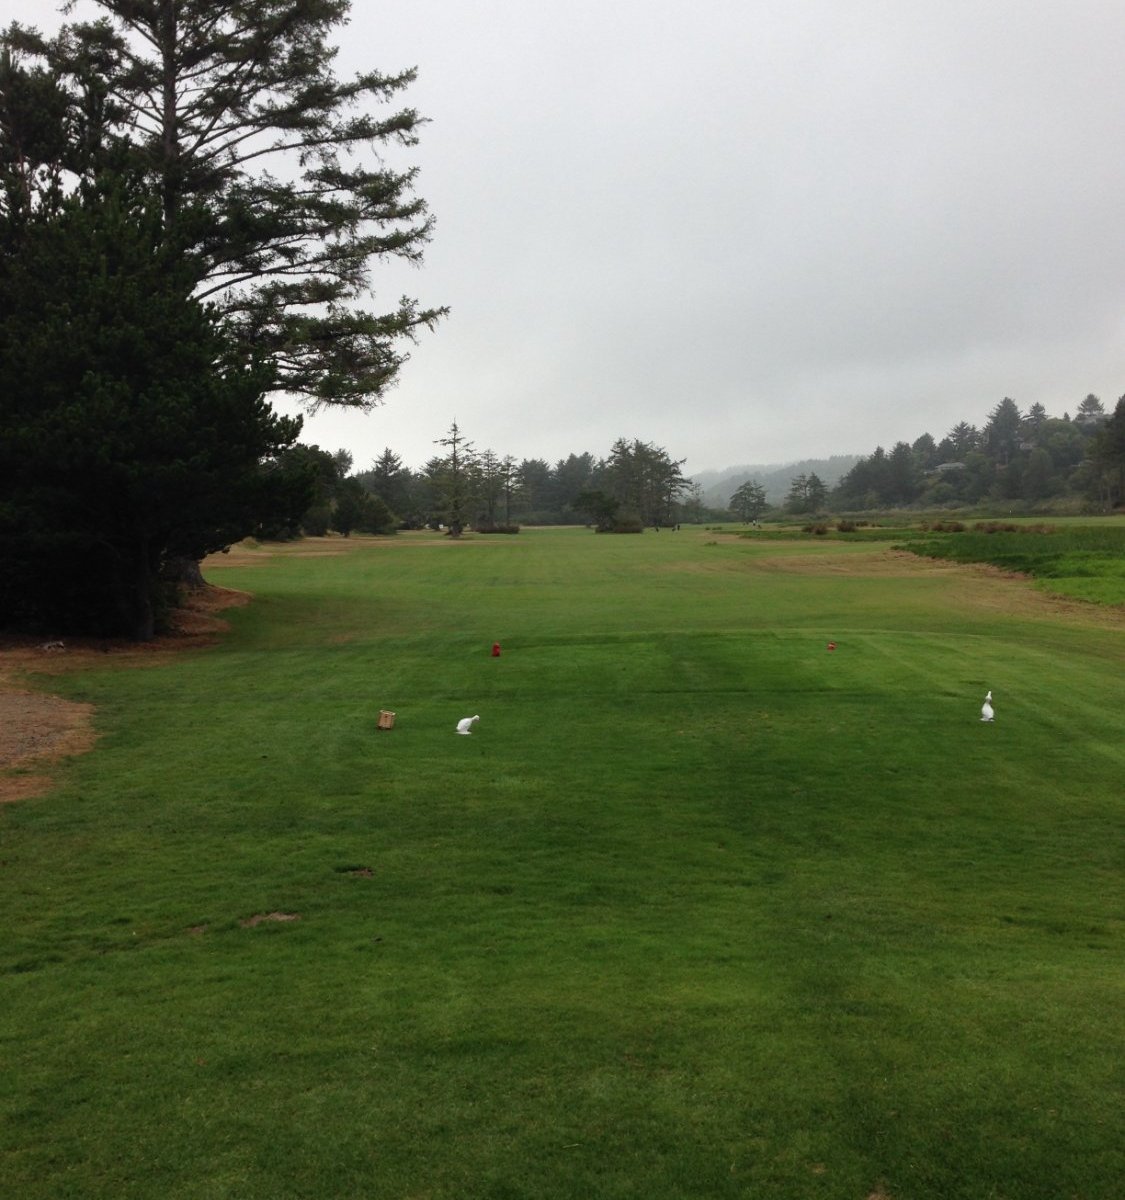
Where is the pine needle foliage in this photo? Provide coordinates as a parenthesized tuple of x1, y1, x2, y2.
(2, 0, 446, 406)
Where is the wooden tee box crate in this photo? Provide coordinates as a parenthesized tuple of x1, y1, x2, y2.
(377, 710, 396, 730)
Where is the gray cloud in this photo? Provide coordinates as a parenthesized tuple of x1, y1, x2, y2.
(11, 0, 1125, 471)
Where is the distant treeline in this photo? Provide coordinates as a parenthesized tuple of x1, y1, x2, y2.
(826, 394, 1124, 513)
(716, 394, 1125, 518)
(283, 394, 1125, 541)
(282, 432, 707, 536)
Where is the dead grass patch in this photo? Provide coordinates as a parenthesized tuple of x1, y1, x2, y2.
(0, 584, 250, 677)
(745, 547, 1125, 629)
(0, 692, 96, 803)
(239, 912, 300, 927)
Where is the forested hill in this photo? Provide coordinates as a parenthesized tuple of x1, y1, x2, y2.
(693, 456, 863, 508)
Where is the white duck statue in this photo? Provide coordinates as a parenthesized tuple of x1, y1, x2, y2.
(980, 690, 994, 722)
(456, 715, 480, 735)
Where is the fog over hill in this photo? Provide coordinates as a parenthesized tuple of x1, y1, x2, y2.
(693, 456, 863, 509)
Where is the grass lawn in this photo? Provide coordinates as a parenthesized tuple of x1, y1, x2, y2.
(2, 526, 1122, 1199)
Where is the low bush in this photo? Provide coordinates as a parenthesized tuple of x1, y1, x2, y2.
(974, 521, 1019, 533)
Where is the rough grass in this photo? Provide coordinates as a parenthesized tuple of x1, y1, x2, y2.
(1, 527, 1122, 1199)
(899, 525, 1125, 605)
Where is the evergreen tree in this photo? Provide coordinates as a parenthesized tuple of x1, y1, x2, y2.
(500, 456, 524, 525)
(730, 479, 767, 522)
(946, 422, 979, 458)
(911, 432, 937, 471)
(1021, 448, 1055, 502)
(552, 453, 596, 513)
(359, 447, 412, 520)
(474, 449, 505, 529)
(284, 444, 347, 535)
(432, 421, 476, 536)
(983, 398, 1023, 465)
(573, 490, 620, 532)
(602, 438, 688, 526)
(805, 472, 829, 511)
(785, 472, 827, 514)
(885, 442, 919, 505)
(3, 1, 445, 407)
(0, 182, 303, 638)
(1023, 402, 1049, 437)
(518, 458, 553, 515)
(332, 477, 369, 537)
(1075, 394, 1106, 425)
(1088, 396, 1125, 507)
(833, 448, 890, 509)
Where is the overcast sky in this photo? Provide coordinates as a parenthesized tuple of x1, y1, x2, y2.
(13, 1, 1125, 474)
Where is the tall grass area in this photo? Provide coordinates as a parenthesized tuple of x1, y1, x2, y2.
(2, 528, 1122, 1199)
(901, 523, 1125, 605)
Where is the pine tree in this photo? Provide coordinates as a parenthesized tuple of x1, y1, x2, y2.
(602, 439, 689, 527)
(0, 182, 304, 637)
(3, 1, 445, 407)
(432, 421, 476, 536)
(984, 398, 1023, 465)
(1088, 396, 1125, 507)
(1075, 394, 1107, 425)
(729, 479, 767, 522)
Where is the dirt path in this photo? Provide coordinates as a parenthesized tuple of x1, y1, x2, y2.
(0, 585, 249, 803)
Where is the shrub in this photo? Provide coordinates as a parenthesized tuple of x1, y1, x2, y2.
(301, 506, 332, 536)
(837, 519, 858, 532)
(802, 523, 829, 535)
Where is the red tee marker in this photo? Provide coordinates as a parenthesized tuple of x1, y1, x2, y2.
(827, 641, 837, 651)
(491, 642, 501, 657)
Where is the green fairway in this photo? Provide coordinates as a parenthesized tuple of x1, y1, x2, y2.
(2, 527, 1122, 1199)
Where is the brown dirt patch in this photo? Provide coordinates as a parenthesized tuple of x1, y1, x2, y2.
(204, 535, 418, 569)
(198, 536, 489, 589)
(240, 911, 300, 927)
(0, 584, 250, 803)
(0, 690, 96, 779)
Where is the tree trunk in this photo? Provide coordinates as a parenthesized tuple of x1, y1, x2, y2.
(132, 565, 156, 642)
(126, 539, 157, 642)
(163, 555, 206, 589)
